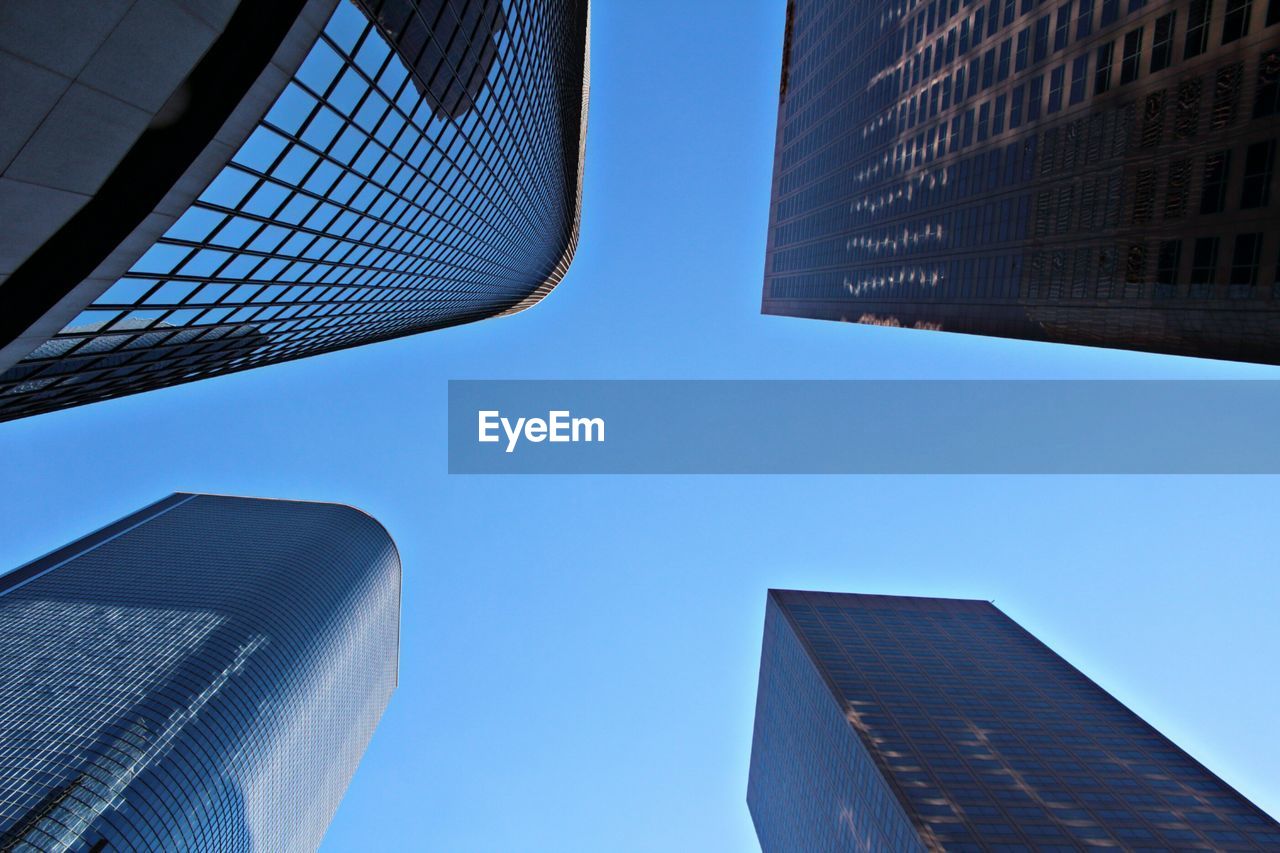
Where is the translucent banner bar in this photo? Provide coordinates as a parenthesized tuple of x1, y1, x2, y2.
(447, 380, 1280, 474)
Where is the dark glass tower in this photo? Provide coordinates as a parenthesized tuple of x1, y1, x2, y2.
(0, 493, 400, 850)
(0, 0, 589, 420)
(763, 0, 1280, 363)
(748, 590, 1280, 851)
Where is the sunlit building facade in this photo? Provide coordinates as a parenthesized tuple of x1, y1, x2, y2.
(748, 590, 1280, 851)
(0, 493, 400, 851)
(0, 0, 589, 420)
(763, 0, 1280, 363)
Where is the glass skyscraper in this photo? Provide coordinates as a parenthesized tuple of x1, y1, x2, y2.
(0, 493, 400, 851)
(763, 0, 1280, 363)
(748, 589, 1280, 851)
(0, 0, 589, 420)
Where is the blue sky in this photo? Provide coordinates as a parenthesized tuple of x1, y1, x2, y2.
(1, 1, 1277, 849)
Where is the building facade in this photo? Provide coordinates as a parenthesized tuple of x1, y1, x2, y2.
(748, 590, 1280, 851)
(763, 0, 1280, 363)
(0, 493, 400, 851)
(0, 0, 589, 420)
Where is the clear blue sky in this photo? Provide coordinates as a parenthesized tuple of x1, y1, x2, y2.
(1, 1, 1277, 850)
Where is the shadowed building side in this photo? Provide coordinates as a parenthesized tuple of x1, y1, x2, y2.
(748, 589, 1280, 851)
(762, 0, 1280, 363)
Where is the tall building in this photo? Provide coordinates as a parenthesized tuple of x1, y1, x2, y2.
(0, 0, 589, 420)
(0, 493, 400, 851)
(748, 589, 1280, 851)
(762, 0, 1280, 363)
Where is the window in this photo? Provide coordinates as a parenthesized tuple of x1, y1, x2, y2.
(983, 48, 997, 88)
(1151, 12, 1176, 72)
(1200, 150, 1231, 213)
(1048, 65, 1066, 112)
(1165, 159, 1192, 218)
(1125, 242, 1148, 285)
(1120, 27, 1143, 84)
(1028, 74, 1044, 120)
(1010, 84, 1026, 127)
(1016, 28, 1030, 70)
(979, 102, 991, 140)
(1269, 0, 1280, 25)
(1141, 90, 1165, 146)
(1222, 0, 1253, 42)
(1078, 0, 1095, 38)
(1229, 233, 1263, 296)
(1155, 240, 1182, 297)
(1185, 0, 1212, 58)
(1070, 55, 1089, 103)
(1035, 15, 1051, 62)
(1189, 237, 1219, 296)
(1256, 50, 1280, 118)
(1055, 2, 1073, 51)
(1101, 0, 1120, 25)
(998, 39, 1012, 80)
(994, 93, 1008, 133)
(1133, 168, 1156, 222)
(1211, 63, 1243, 128)
(1241, 140, 1276, 207)
(1095, 42, 1114, 93)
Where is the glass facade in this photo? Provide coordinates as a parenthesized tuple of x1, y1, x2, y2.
(763, 0, 1280, 363)
(0, 493, 400, 851)
(748, 589, 1280, 851)
(0, 0, 590, 421)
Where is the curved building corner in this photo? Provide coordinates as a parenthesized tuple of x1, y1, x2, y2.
(0, 0, 591, 422)
(0, 492, 401, 851)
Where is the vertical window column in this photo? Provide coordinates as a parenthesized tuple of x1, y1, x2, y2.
(1095, 42, 1114, 93)
(1155, 239, 1181, 298)
(1189, 236, 1219, 297)
(1200, 150, 1232, 214)
(1120, 27, 1144, 85)
(1240, 140, 1276, 208)
(1222, 0, 1253, 43)
(1185, 0, 1213, 59)
(1151, 12, 1176, 73)
(1228, 233, 1262, 297)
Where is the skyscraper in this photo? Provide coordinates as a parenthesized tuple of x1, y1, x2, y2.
(0, 493, 400, 850)
(748, 589, 1280, 851)
(762, 0, 1280, 363)
(0, 0, 589, 420)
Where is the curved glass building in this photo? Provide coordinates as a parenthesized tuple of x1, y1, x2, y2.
(0, 0, 590, 420)
(0, 493, 400, 851)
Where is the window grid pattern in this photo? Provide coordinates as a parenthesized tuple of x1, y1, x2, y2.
(753, 590, 1280, 851)
(0, 494, 400, 851)
(0, 0, 589, 421)
(748, 595, 925, 853)
(764, 0, 1280, 365)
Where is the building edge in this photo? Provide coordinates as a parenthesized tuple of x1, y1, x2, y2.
(0, 1, 340, 377)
